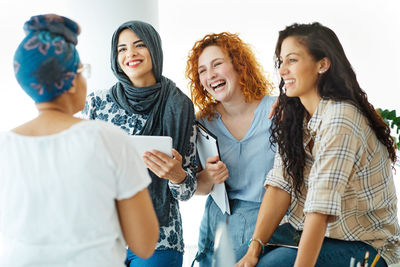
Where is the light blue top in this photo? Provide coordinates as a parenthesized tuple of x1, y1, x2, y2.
(198, 95, 277, 203)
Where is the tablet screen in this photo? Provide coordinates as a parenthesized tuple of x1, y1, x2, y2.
(130, 135, 173, 157)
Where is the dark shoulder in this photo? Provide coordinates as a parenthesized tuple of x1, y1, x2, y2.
(165, 87, 194, 112)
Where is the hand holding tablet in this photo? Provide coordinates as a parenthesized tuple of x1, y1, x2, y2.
(130, 135, 173, 157)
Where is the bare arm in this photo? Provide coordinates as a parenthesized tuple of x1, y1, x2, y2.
(236, 186, 290, 267)
(196, 168, 214, 195)
(294, 212, 328, 267)
(117, 188, 159, 259)
(196, 155, 229, 195)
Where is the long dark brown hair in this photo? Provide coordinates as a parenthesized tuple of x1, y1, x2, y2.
(271, 22, 397, 195)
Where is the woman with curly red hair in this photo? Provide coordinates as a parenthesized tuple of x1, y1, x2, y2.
(186, 32, 280, 266)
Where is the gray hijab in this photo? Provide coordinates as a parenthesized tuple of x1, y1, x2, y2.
(109, 21, 195, 227)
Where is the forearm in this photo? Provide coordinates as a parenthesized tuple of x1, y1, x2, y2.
(247, 186, 291, 257)
(294, 212, 328, 267)
(168, 166, 187, 184)
(117, 189, 159, 259)
(169, 168, 197, 201)
(169, 126, 198, 199)
(195, 169, 214, 195)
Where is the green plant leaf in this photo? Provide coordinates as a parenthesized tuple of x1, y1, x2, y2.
(377, 108, 400, 151)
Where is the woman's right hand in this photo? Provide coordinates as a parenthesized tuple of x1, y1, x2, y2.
(236, 253, 259, 267)
(195, 155, 229, 195)
(204, 155, 229, 184)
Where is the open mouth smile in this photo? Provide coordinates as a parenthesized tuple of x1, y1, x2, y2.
(127, 60, 142, 67)
(210, 79, 226, 90)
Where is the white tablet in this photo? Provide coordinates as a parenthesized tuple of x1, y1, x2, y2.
(130, 135, 173, 157)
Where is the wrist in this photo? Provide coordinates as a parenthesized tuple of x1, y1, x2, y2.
(201, 170, 215, 188)
(171, 169, 186, 184)
(248, 237, 265, 256)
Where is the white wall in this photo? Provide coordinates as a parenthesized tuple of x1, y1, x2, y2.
(0, 0, 158, 130)
(159, 0, 399, 115)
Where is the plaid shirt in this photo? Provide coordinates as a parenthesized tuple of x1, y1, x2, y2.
(265, 99, 400, 264)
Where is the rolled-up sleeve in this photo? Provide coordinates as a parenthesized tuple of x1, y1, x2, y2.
(304, 132, 357, 221)
(169, 124, 197, 201)
(265, 152, 293, 194)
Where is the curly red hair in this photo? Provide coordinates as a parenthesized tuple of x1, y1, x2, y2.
(186, 32, 274, 120)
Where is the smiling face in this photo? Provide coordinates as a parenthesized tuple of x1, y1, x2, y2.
(117, 28, 155, 87)
(197, 45, 242, 103)
(279, 36, 324, 102)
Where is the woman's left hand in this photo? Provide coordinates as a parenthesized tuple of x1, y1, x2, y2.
(143, 149, 187, 184)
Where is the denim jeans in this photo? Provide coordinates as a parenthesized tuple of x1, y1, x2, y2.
(192, 197, 261, 266)
(257, 230, 387, 267)
(126, 248, 183, 267)
(192, 196, 388, 267)
(192, 196, 298, 266)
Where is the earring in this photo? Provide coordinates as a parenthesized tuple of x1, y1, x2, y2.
(319, 70, 326, 74)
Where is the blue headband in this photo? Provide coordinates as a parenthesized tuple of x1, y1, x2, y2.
(13, 14, 81, 103)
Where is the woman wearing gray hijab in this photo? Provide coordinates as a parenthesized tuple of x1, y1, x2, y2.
(82, 20, 197, 267)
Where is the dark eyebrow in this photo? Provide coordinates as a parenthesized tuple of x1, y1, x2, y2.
(279, 52, 300, 61)
(283, 52, 300, 58)
(117, 39, 144, 48)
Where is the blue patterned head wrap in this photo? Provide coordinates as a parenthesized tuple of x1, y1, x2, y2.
(13, 14, 81, 103)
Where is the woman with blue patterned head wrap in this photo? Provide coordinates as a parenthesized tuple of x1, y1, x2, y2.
(0, 14, 159, 267)
(14, 14, 81, 103)
(82, 20, 197, 267)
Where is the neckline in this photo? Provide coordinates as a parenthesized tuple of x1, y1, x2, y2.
(216, 95, 268, 142)
(9, 120, 88, 139)
(216, 95, 267, 119)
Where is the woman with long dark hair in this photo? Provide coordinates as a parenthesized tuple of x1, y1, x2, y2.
(237, 22, 399, 267)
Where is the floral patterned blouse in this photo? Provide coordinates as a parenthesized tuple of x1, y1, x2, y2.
(82, 89, 197, 252)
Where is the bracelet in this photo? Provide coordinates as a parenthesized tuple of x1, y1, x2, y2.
(248, 237, 265, 254)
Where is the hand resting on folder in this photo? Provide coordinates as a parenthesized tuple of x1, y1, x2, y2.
(196, 155, 229, 195)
